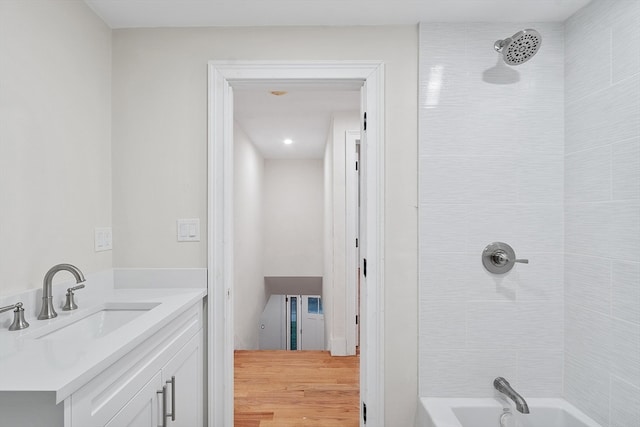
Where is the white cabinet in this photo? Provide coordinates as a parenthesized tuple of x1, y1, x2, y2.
(161, 332, 203, 427)
(104, 331, 203, 427)
(0, 295, 205, 427)
(70, 301, 204, 427)
(105, 372, 162, 427)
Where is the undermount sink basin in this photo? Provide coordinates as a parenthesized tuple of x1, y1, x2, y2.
(32, 302, 160, 341)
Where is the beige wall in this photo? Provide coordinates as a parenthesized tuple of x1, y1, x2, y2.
(0, 0, 112, 294)
(263, 159, 324, 276)
(112, 25, 418, 424)
(233, 122, 265, 350)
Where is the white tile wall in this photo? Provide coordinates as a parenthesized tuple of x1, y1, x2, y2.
(565, 146, 611, 203)
(612, 260, 640, 324)
(612, 138, 640, 201)
(419, 4, 639, 423)
(565, 76, 640, 154)
(564, 1, 640, 425)
(565, 254, 611, 314)
(565, 353, 611, 426)
(419, 22, 565, 398)
(516, 350, 564, 396)
(420, 349, 517, 397)
(610, 377, 640, 427)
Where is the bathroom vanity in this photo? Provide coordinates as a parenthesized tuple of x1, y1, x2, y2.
(0, 288, 206, 427)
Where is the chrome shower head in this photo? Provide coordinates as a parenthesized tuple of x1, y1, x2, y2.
(494, 29, 542, 66)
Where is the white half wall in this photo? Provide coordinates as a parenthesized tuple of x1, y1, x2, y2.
(234, 122, 265, 350)
(263, 159, 324, 277)
(0, 0, 112, 294)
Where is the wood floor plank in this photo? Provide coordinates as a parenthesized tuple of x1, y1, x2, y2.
(234, 350, 359, 427)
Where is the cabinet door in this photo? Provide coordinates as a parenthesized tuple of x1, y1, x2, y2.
(105, 372, 162, 427)
(162, 330, 203, 427)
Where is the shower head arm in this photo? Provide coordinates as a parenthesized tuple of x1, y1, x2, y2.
(494, 39, 508, 53)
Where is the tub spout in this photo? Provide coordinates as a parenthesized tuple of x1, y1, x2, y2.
(494, 377, 529, 414)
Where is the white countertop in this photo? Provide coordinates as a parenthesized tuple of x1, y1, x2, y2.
(0, 288, 206, 403)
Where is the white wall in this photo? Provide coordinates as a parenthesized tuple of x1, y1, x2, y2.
(564, 1, 640, 425)
(112, 26, 418, 424)
(263, 159, 324, 276)
(419, 22, 565, 397)
(0, 0, 112, 295)
(233, 122, 266, 350)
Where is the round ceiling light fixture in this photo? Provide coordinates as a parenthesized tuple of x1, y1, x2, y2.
(283, 139, 293, 145)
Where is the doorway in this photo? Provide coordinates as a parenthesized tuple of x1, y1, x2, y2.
(286, 295, 324, 351)
(207, 61, 385, 427)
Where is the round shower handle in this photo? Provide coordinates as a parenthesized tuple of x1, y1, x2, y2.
(492, 251, 529, 265)
(482, 242, 528, 274)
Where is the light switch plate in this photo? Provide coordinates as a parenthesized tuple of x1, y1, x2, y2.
(95, 227, 113, 252)
(177, 218, 200, 242)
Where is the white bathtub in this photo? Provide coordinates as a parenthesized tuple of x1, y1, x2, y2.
(417, 398, 602, 427)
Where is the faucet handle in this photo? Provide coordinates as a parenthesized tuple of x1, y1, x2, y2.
(482, 242, 528, 274)
(68, 284, 86, 292)
(62, 284, 85, 311)
(0, 302, 30, 331)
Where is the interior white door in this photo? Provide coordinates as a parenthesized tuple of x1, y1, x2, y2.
(345, 129, 360, 354)
(300, 295, 325, 350)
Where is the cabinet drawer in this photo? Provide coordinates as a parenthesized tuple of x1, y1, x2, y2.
(71, 303, 202, 427)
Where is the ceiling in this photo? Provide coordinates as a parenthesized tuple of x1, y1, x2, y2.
(83, 0, 592, 159)
(85, 0, 592, 29)
(234, 89, 360, 159)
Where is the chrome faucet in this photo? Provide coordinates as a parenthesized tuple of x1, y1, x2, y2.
(494, 377, 529, 414)
(38, 263, 86, 320)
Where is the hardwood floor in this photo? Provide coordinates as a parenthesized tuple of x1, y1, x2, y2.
(234, 350, 360, 427)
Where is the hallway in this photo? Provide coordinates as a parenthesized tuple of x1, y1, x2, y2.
(234, 350, 360, 427)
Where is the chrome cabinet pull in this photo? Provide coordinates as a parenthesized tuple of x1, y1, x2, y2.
(166, 376, 176, 421)
(157, 385, 168, 427)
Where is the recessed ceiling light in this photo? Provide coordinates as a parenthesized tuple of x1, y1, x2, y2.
(283, 139, 293, 145)
(270, 90, 288, 96)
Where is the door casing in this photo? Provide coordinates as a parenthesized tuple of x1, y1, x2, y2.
(207, 60, 385, 427)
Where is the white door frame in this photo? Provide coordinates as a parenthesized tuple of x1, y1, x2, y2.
(207, 60, 385, 427)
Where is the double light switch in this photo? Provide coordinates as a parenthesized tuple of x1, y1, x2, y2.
(177, 218, 200, 242)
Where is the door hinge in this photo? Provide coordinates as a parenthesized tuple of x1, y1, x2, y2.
(363, 258, 367, 277)
(356, 315, 359, 325)
(356, 238, 359, 248)
(356, 160, 359, 171)
(363, 402, 367, 424)
(363, 112, 367, 131)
